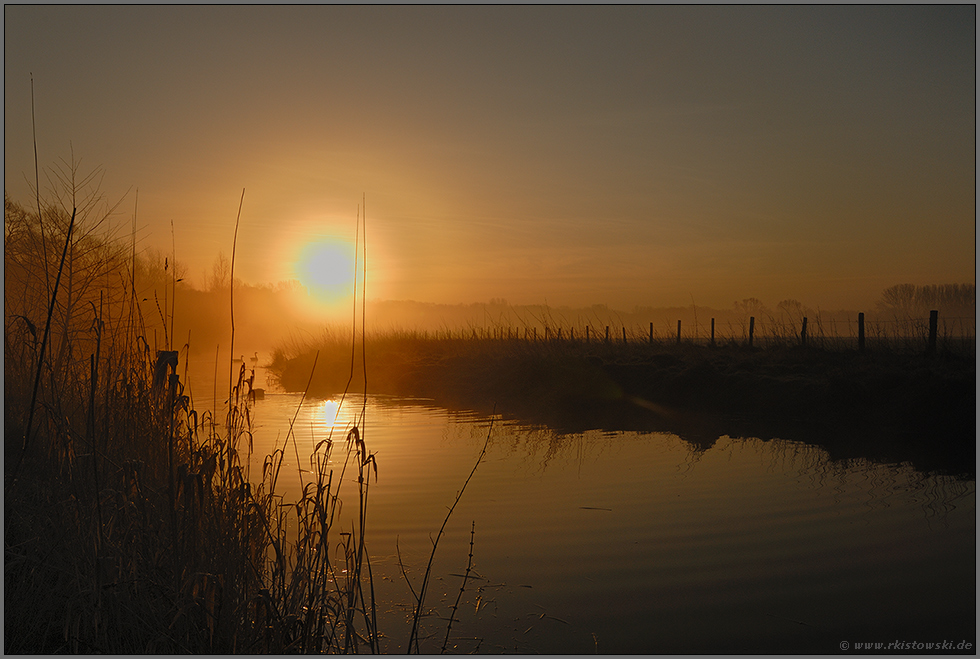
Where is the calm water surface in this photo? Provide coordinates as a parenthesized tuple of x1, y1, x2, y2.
(187, 366, 976, 654)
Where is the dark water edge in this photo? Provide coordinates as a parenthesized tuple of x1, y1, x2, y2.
(273, 343, 976, 479)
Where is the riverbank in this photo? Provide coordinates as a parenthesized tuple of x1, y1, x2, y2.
(4, 196, 383, 653)
(270, 336, 976, 477)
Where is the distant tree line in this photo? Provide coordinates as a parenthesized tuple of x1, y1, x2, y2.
(876, 283, 975, 318)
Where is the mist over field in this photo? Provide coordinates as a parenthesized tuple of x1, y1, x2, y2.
(89, 244, 978, 371)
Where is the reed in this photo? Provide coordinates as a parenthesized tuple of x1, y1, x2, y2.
(441, 520, 478, 654)
(4, 179, 385, 652)
(405, 414, 493, 653)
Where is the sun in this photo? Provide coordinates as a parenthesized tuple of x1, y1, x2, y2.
(294, 239, 355, 304)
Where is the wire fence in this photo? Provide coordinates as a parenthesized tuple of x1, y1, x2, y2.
(405, 312, 976, 356)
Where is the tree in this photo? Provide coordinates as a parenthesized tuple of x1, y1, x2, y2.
(207, 252, 231, 292)
(876, 284, 918, 315)
(134, 247, 186, 296)
(876, 283, 975, 317)
(734, 297, 769, 319)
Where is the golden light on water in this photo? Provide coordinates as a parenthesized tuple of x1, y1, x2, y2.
(319, 399, 345, 433)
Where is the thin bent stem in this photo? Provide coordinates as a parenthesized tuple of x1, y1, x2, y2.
(441, 520, 476, 653)
(10, 206, 76, 489)
(409, 411, 494, 653)
(31, 74, 51, 298)
(227, 188, 244, 440)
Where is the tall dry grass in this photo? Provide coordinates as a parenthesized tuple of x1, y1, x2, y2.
(5, 172, 493, 652)
(4, 175, 385, 652)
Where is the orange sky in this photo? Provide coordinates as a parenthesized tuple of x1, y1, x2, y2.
(4, 5, 975, 312)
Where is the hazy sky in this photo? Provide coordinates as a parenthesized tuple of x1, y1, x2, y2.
(5, 5, 975, 310)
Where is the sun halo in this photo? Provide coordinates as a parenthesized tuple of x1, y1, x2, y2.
(294, 239, 356, 306)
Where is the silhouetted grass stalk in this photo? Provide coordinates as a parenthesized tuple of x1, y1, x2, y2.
(4, 181, 388, 653)
(441, 520, 477, 653)
(10, 205, 75, 486)
(408, 413, 494, 653)
(228, 188, 244, 441)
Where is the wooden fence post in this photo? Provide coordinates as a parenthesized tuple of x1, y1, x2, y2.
(649, 322, 654, 344)
(710, 318, 715, 347)
(748, 316, 755, 347)
(605, 326, 610, 343)
(858, 312, 865, 351)
(586, 325, 590, 343)
(676, 320, 682, 345)
(622, 327, 627, 344)
(801, 317, 808, 347)
(927, 310, 938, 355)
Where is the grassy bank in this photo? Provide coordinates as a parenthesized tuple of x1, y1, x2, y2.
(4, 191, 384, 652)
(270, 329, 976, 477)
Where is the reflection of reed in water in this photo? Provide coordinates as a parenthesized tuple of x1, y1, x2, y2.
(447, 414, 974, 531)
(743, 436, 974, 527)
(911, 474, 976, 528)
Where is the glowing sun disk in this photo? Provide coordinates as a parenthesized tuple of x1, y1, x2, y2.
(295, 239, 355, 302)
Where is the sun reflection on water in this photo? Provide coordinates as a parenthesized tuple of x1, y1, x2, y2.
(319, 399, 345, 433)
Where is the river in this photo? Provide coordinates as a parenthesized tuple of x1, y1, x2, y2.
(184, 359, 976, 654)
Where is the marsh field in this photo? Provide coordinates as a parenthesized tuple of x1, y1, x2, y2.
(4, 193, 976, 654)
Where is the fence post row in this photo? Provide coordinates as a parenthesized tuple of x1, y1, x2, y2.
(481, 309, 956, 352)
